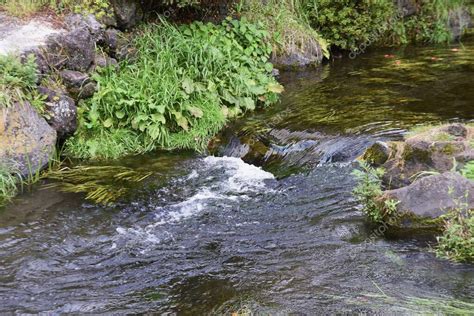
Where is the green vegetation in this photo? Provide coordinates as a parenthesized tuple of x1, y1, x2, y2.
(352, 161, 398, 224)
(461, 160, 474, 180)
(436, 208, 473, 262)
(304, 0, 395, 51)
(0, 54, 44, 110)
(237, 0, 329, 62)
(46, 165, 153, 204)
(0, 0, 110, 18)
(0, 164, 18, 208)
(66, 18, 282, 159)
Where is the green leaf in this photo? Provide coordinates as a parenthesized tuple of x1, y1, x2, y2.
(241, 97, 255, 110)
(115, 111, 125, 119)
(267, 82, 284, 94)
(187, 106, 204, 118)
(182, 77, 195, 94)
(103, 118, 113, 128)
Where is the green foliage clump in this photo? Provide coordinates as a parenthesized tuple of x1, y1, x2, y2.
(352, 161, 398, 223)
(436, 208, 473, 262)
(0, 54, 45, 114)
(66, 18, 282, 159)
(460, 160, 474, 180)
(238, 0, 329, 62)
(0, 165, 18, 208)
(392, 0, 467, 45)
(304, 0, 395, 51)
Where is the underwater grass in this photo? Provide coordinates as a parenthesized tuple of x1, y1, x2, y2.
(46, 165, 153, 205)
(66, 18, 282, 160)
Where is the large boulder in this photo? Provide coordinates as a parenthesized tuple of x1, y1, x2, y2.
(395, 0, 418, 17)
(64, 14, 105, 43)
(449, 7, 472, 40)
(381, 172, 474, 229)
(109, 0, 143, 30)
(38, 86, 77, 139)
(0, 102, 57, 177)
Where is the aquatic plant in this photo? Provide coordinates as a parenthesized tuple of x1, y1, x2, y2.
(66, 18, 282, 159)
(352, 161, 398, 223)
(46, 165, 153, 205)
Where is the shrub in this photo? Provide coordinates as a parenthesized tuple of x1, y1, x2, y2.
(461, 161, 474, 181)
(65, 18, 283, 159)
(304, 0, 395, 51)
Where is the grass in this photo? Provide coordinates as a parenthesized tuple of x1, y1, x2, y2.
(0, 0, 111, 17)
(66, 18, 282, 159)
(0, 164, 19, 208)
(436, 208, 473, 262)
(237, 0, 329, 63)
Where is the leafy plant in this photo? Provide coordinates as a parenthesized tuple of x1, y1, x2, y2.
(66, 18, 283, 159)
(304, 0, 395, 51)
(436, 208, 473, 262)
(352, 161, 398, 223)
(461, 161, 474, 180)
(239, 0, 330, 63)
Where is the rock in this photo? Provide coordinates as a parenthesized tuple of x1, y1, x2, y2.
(64, 14, 105, 43)
(395, 0, 418, 17)
(38, 86, 77, 139)
(102, 28, 132, 61)
(93, 52, 119, 70)
(362, 141, 391, 166)
(371, 124, 474, 189)
(59, 70, 97, 100)
(449, 7, 472, 41)
(46, 26, 95, 72)
(382, 172, 474, 228)
(109, 0, 143, 30)
(0, 102, 57, 177)
(271, 38, 324, 68)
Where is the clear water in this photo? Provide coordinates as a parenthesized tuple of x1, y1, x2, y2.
(1, 39, 474, 314)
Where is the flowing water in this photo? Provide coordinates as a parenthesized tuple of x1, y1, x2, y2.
(1, 39, 474, 314)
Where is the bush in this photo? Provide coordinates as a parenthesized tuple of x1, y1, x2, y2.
(65, 18, 283, 159)
(304, 0, 395, 51)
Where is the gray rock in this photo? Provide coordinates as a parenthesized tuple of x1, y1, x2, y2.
(395, 0, 418, 17)
(383, 172, 474, 220)
(93, 52, 119, 70)
(449, 7, 472, 40)
(38, 86, 77, 138)
(64, 14, 105, 43)
(110, 0, 143, 30)
(0, 102, 57, 177)
(102, 28, 134, 61)
(46, 27, 95, 72)
(59, 70, 96, 100)
(271, 38, 324, 68)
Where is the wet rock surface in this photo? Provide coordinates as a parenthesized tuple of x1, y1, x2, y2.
(110, 0, 144, 30)
(0, 102, 57, 177)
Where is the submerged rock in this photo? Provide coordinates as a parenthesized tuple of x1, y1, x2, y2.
(0, 102, 57, 177)
(381, 172, 474, 229)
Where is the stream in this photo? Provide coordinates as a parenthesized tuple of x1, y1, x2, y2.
(1, 39, 474, 314)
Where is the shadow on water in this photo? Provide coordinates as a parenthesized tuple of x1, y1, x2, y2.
(1, 39, 474, 314)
